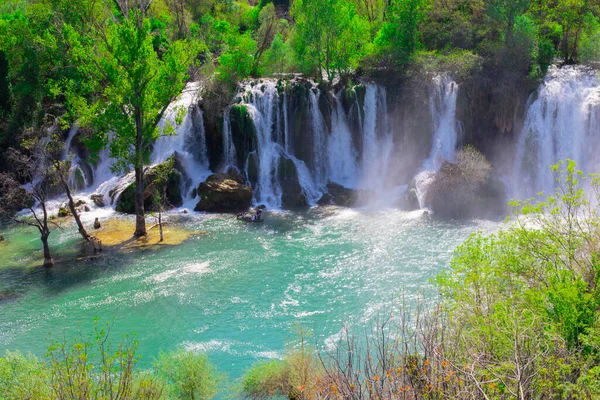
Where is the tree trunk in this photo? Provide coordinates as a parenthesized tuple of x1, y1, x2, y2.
(64, 181, 91, 242)
(158, 209, 163, 242)
(134, 165, 147, 237)
(134, 105, 147, 238)
(41, 233, 53, 268)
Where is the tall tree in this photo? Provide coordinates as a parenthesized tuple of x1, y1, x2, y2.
(66, 4, 194, 237)
(0, 141, 59, 267)
(374, 0, 429, 62)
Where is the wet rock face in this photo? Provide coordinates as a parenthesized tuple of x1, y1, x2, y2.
(278, 156, 308, 208)
(318, 183, 372, 208)
(229, 104, 258, 168)
(115, 155, 183, 214)
(194, 173, 252, 212)
(426, 147, 506, 219)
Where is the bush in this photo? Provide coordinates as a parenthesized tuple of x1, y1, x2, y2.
(242, 359, 289, 399)
(0, 351, 51, 399)
(153, 349, 221, 400)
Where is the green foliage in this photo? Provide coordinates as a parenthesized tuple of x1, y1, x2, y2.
(434, 160, 600, 397)
(153, 349, 221, 400)
(0, 351, 51, 399)
(579, 12, 600, 63)
(374, 0, 429, 63)
(292, 0, 369, 80)
(242, 359, 289, 398)
(217, 30, 257, 85)
(0, 322, 224, 399)
(66, 9, 195, 173)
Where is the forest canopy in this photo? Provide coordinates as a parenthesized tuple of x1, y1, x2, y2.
(0, 0, 599, 173)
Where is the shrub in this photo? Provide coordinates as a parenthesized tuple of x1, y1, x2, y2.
(0, 351, 51, 399)
(153, 349, 221, 400)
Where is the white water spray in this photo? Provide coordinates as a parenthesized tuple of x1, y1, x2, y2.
(414, 76, 460, 207)
(512, 66, 600, 199)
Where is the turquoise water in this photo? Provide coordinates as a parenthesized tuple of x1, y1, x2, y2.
(0, 208, 498, 379)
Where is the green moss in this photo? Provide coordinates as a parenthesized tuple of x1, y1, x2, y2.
(229, 104, 257, 167)
(116, 156, 183, 214)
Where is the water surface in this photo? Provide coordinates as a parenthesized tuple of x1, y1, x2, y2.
(0, 208, 499, 378)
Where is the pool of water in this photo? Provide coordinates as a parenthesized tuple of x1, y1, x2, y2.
(0, 207, 499, 379)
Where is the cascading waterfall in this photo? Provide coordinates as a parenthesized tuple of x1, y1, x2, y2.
(414, 76, 460, 207)
(61, 125, 89, 190)
(327, 96, 358, 188)
(309, 89, 329, 189)
(222, 106, 237, 170)
(359, 85, 394, 196)
(151, 82, 210, 204)
(512, 66, 600, 199)
(244, 82, 284, 207)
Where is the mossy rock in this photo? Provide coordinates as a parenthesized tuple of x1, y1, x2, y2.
(278, 156, 308, 208)
(116, 156, 183, 214)
(230, 104, 258, 168)
(194, 173, 252, 212)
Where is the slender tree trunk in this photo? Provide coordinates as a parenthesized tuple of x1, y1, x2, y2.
(64, 180, 91, 242)
(134, 165, 146, 237)
(158, 209, 163, 242)
(41, 232, 53, 268)
(134, 106, 147, 238)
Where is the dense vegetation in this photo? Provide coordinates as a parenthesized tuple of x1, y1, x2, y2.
(1, 0, 599, 170)
(0, 0, 599, 239)
(1, 1, 600, 398)
(3, 161, 600, 398)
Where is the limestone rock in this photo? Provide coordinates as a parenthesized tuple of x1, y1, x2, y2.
(194, 173, 252, 212)
(115, 155, 183, 214)
(91, 194, 105, 207)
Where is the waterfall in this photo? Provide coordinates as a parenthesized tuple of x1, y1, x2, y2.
(222, 106, 237, 169)
(309, 89, 329, 188)
(283, 91, 290, 153)
(414, 76, 460, 207)
(424, 76, 459, 170)
(62, 125, 79, 160)
(512, 66, 600, 199)
(360, 85, 394, 195)
(152, 82, 210, 203)
(243, 81, 283, 207)
(327, 96, 358, 187)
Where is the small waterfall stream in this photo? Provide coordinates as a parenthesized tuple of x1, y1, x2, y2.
(512, 66, 600, 198)
(414, 76, 460, 207)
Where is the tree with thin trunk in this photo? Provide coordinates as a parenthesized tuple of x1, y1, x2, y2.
(46, 133, 102, 251)
(65, 2, 195, 237)
(0, 144, 60, 267)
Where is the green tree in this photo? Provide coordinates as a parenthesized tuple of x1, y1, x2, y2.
(292, 0, 368, 80)
(66, 5, 195, 237)
(374, 0, 429, 63)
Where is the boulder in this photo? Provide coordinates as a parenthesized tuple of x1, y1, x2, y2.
(194, 173, 252, 212)
(325, 183, 357, 207)
(115, 156, 183, 214)
(426, 146, 506, 219)
(57, 206, 69, 217)
(318, 183, 370, 207)
(278, 156, 308, 208)
(0, 234, 4, 242)
(90, 194, 105, 207)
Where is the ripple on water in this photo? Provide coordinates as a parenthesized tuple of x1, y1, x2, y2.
(0, 209, 502, 380)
